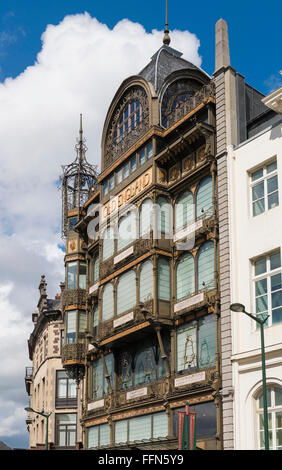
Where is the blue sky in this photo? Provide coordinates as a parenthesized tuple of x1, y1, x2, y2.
(0, 0, 281, 93)
(0, 0, 281, 451)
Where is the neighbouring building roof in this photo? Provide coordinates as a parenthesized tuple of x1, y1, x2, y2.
(0, 441, 12, 450)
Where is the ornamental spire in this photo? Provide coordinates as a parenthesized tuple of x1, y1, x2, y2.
(163, 0, 171, 46)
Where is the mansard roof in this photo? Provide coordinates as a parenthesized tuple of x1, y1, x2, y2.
(139, 44, 210, 93)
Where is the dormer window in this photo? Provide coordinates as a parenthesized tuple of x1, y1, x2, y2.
(114, 100, 143, 144)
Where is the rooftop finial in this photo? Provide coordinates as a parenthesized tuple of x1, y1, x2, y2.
(79, 113, 83, 144)
(163, 0, 171, 46)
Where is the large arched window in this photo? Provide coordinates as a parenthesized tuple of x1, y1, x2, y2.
(196, 176, 213, 219)
(117, 211, 136, 252)
(102, 283, 114, 321)
(102, 226, 114, 260)
(139, 199, 153, 238)
(176, 253, 195, 300)
(197, 242, 215, 291)
(156, 196, 172, 237)
(114, 100, 143, 144)
(256, 386, 282, 450)
(117, 270, 136, 315)
(139, 260, 153, 303)
(158, 258, 171, 301)
(175, 191, 194, 232)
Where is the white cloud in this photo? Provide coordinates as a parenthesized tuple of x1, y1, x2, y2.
(0, 12, 201, 445)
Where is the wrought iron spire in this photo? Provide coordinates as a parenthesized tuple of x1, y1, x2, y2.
(60, 114, 98, 238)
(163, 0, 171, 46)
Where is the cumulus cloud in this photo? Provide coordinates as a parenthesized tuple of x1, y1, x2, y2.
(0, 12, 201, 446)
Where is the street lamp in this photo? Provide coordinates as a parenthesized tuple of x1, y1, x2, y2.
(25, 407, 51, 450)
(230, 303, 270, 450)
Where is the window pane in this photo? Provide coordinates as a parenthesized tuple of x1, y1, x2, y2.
(175, 191, 194, 231)
(102, 226, 114, 260)
(124, 163, 129, 179)
(92, 358, 103, 400)
(251, 168, 263, 181)
(88, 426, 99, 448)
(256, 295, 268, 313)
(117, 270, 136, 315)
(267, 175, 278, 194)
(253, 199, 265, 216)
(130, 155, 136, 172)
(135, 346, 156, 385)
(255, 258, 267, 276)
(103, 182, 108, 196)
(115, 420, 127, 444)
(256, 279, 267, 296)
(177, 322, 197, 371)
(157, 196, 171, 235)
(66, 310, 76, 344)
(67, 262, 77, 289)
(147, 142, 153, 159)
(139, 199, 153, 237)
(102, 283, 114, 321)
(104, 353, 114, 394)
(140, 260, 153, 303)
(139, 149, 146, 165)
(118, 211, 136, 252)
(79, 262, 86, 289)
(268, 191, 279, 210)
(158, 258, 170, 301)
(198, 315, 216, 368)
(176, 253, 195, 300)
(129, 415, 151, 441)
(68, 380, 76, 398)
(57, 378, 67, 398)
(197, 242, 215, 291)
(100, 424, 110, 446)
(153, 412, 168, 438)
(270, 252, 281, 270)
(196, 176, 213, 218)
(109, 176, 114, 192)
(252, 182, 264, 201)
(271, 274, 282, 292)
(68, 429, 76, 447)
(93, 255, 99, 283)
(117, 169, 123, 184)
(275, 388, 282, 406)
(266, 161, 277, 173)
(78, 311, 87, 333)
(272, 307, 282, 325)
(258, 389, 271, 409)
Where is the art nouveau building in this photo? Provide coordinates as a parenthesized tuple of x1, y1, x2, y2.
(25, 276, 83, 449)
(61, 29, 223, 450)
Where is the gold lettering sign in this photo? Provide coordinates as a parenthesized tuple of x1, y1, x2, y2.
(101, 168, 153, 222)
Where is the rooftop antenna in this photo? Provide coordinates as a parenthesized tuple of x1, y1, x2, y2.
(163, 0, 171, 46)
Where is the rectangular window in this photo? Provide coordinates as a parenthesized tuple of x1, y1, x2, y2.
(114, 412, 168, 445)
(66, 310, 76, 344)
(250, 159, 279, 216)
(124, 162, 129, 179)
(117, 168, 123, 185)
(55, 413, 77, 447)
(130, 155, 136, 173)
(253, 250, 282, 326)
(60, 329, 64, 354)
(88, 423, 110, 448)
(103, 181, 108, 197)
(67, 261, 77, 289)
(109, 175, 115, 192)
(78, 262, 86, 289)
(176, 314, 216, 372)
(56, 371, 77, 408)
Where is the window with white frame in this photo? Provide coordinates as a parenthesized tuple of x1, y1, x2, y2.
(250, 159, 279, 217)
(253, 250, 282, 326)
(257, 386, 282, 450)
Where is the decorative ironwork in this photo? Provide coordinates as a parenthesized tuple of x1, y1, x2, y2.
(62, 288, 86, 308)
(60, 115, 98, 237)
(162, 81, 215, 128)
(184, 335, 196, 370)
(64, 363, 85, 386)
(104, 87, 149, 169)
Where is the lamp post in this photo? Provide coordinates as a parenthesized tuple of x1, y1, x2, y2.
(25, 407, 51, 450)
(230, 303, 269, 450)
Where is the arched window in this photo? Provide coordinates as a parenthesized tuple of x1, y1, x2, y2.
(157, 196, 172, 237)
(176, 253, 195, 300)
(117, 270, 136, 315)
(114, 100, 143, 144)
(102, 283, 114, 321)
(139, 260, 153, 303)
(197, 242, 215, 291)
(158, 258, 170, 301)
(117, 211, 136, 252)
(196, 176, 213, 219)
(175, 191, 194, 232)
(139, 198, 153, 238)
(102, 226, 114, 260)
(256, 386, 282, 450)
